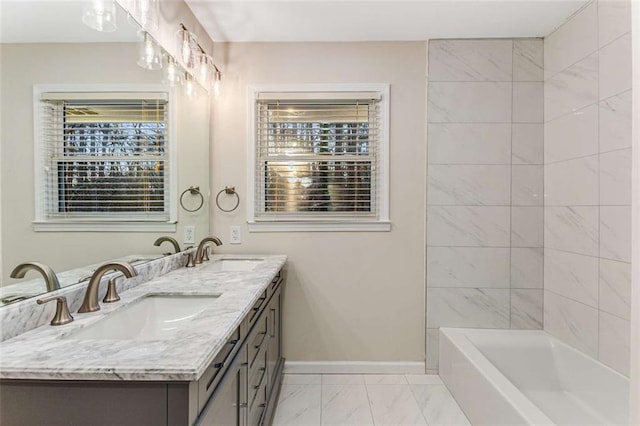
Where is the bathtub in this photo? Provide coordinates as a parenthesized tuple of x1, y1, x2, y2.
(439, 328, 629, 425)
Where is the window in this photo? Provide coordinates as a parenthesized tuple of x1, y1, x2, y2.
(248, 85, 390, 231)
(33, 85, 176, 231)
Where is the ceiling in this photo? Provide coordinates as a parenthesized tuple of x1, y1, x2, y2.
(185, 0, 590, 42)
(0, 0, 590, 44)
(0, 1, 139, 43)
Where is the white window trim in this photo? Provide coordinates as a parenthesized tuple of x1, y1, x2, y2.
(32, 84, 178, 232)
(247, 83, 391, 232)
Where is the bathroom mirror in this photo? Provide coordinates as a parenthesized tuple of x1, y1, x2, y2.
(0, 1, 211, 305)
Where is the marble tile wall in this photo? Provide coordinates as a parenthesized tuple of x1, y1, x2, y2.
(543, 0, 632, 376)
(426, 38, 544, 372)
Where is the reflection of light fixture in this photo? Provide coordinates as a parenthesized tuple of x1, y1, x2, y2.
(82, 0, 117, 32)
(184, 73, 197, 98)
(213, 65, 222, 97)
(128, 0, 158, 31)
(163, 56, 182, 87)
(169, 23, 222, 96)
(176, 24, 196, 69)
(137, 32, 163, 70)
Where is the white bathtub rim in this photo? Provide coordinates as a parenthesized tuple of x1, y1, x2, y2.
(447, 327, 629, 382)
(440, 327, 557, 425)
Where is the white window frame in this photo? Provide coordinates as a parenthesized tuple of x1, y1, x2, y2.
(32, 84, 178, 232)
(247, 83, 390, 232)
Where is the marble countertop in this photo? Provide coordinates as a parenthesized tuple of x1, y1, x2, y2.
(0, 254, 286, 382)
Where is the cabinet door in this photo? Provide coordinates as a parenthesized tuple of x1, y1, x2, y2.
(197, 347, 247, 426)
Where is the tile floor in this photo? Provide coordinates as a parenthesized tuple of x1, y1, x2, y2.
(272, 374, 471, 426)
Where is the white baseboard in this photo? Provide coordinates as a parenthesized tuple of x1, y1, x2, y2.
(283, 361, 426, 375)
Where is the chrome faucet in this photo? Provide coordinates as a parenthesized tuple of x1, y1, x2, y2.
(153, 236, 181, 254)
(77, 262, 137, 313)
(10, 262, 61, 292)
(194, 236, 222, 264)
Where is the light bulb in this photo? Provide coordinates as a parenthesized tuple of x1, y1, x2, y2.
(137, 32, 162, 70)
(139, 0, 150, 16)
(184, 73, 197, 98)
(82, 0, 117, 32)
(130, 0, 158, 30)
(163, 56, 182, 87)
(196, 53, 212, 86)
(176, 26, 195, 69)
(213, 69, 221, 97)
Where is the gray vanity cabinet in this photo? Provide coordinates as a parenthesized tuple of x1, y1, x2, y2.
(262, 272, 284, 425)
(245, 270, 284, 426)
(0, 269, 285, 426)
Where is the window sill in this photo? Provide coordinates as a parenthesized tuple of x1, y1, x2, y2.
(247, 220, 391, 232)
(33, 221, 177, 232)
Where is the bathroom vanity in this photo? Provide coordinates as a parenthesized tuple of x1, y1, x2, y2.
(0, 254, 287, 426)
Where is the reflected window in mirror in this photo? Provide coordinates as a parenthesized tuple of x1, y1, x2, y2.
(33, 85, 177, 231)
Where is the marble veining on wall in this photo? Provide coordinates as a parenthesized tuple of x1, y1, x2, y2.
(543, 0, 632, 376)
(426, 37, 544, 373)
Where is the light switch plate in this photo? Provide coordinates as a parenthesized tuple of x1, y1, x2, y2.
(230, 226, 241, 244)
(184, 226, 195, 244)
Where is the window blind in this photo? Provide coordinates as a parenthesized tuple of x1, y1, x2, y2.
(255, 97, 380, 219)
(39, 96, 169, 221)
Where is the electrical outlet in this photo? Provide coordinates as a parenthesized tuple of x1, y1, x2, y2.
(230, 226, 241, 244)
(184, 226, 195, 244)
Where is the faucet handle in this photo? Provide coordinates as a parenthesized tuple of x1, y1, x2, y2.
(102, 276, 121, 303)
(184, 252, 196, 268)
(36, 295, 74, 326)
(202, 245, 211, 262)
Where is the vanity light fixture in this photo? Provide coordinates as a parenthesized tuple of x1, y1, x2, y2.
(82, 0, 117, 32)
(173, 24, 223, 96)
(137, 31, 163, 70)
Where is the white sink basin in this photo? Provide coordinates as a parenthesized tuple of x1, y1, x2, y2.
(68, 295, 219, 340)
(209, 259, 263, 272)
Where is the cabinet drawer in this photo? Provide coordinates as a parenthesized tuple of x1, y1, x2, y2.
(248, 315, 268, 368)
(249, 290, 268, 325)
(198, 327, 241, 411)
(267, 272, 283, 299)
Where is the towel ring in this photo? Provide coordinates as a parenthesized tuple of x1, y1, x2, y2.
(215, 186, 240, 212)
(180, 186, 204, 212)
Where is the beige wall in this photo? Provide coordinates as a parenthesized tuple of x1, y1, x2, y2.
(630, 0, 640, 419)
(211, 42, 427, 363)
(0, 42, 210, 285)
